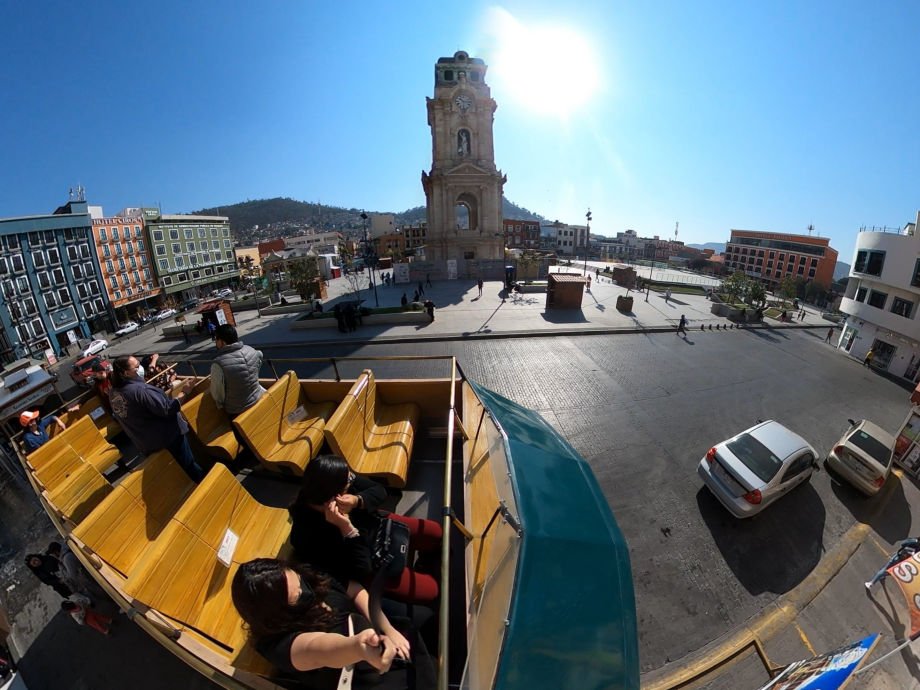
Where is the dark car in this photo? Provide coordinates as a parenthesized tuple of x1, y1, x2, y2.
(70, 355, 110, 388)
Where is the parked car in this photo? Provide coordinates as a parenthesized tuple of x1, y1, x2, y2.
(697, 420, 819, 518)
(70, 355, 110, 387)
(154, 308, 177, 321)
(213, 288, 234, 299)
(114, 321, 139, 337)
(81, 339, 108, 357)
(180, 299, 200, 312)
(826, 419, 895, 496)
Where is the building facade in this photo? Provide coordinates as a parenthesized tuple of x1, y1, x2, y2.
(723, 230, 838, 291)
(0, 200, 108, 361)
(92, 212, 162, 322)
(146, 213, 238, 302)
(284, 231, 342, 255)
(422, 51, 506, 265)
(838, 212, 920, 381)
(503, 219, 540, 249)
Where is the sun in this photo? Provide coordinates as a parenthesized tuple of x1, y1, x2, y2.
(484, 8, 601, 118)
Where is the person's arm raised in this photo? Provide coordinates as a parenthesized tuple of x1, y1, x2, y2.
(288, 629, 393, 673)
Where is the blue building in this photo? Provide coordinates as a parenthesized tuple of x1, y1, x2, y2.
(0, 199, 109, 363)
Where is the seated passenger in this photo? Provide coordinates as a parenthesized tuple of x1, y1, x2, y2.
(231, 558, 434, 689)
(289, 456, 442, 604)
(19, 410, 65, 453)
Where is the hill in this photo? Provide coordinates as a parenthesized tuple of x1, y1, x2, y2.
(687, 242, 726, 253)
(192, 196, 545, 239)
(834, 261, 851, 281)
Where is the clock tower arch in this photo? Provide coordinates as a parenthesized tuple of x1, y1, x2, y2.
(422, 51, 506, 267)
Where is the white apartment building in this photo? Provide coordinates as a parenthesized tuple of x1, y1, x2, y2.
(541, 222, 589, 256)
(284, 231, 342, 255)
(838, 211, 920, 381)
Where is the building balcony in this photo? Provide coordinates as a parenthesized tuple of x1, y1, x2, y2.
(840, 296, 920, 340)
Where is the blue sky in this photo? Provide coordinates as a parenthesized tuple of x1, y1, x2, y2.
(1, 1, 918, 264)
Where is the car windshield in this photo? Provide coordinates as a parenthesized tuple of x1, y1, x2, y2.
(849, 430, 892, 467)
(725, 433, 783, 483)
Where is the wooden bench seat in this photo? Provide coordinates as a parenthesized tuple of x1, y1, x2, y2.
(27, 416, 121, 491)
(44, 461, 113, 528)
(324, 369, 420, 488)
(122, 464, 291, 667)
(232, 371, 335, 475)
(52, 395, 121, 441)
(183, 391, 242, 463)
(71, 451, 196, 578)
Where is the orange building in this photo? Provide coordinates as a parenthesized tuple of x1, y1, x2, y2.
(91, 214, 163, 320)
(724, 230, 838, 290)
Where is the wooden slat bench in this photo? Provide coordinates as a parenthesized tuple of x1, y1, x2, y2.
(324, 369, 420, 488)
(232, 371, 335, 475)
(71, 450, 196, 579)
(122, 464, 291, 670)
(183, 391, 242, 463)
(52, 395, 121, 441)
(27, 416, 121, 490)
(43, 461, 113, 528)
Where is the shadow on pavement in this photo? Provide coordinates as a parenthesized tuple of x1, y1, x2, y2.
(827, 470, 913, 544)
(540, 310, 589, 324)
(696, 483, 826, 595)
(868, 583, 920, 679)
(17, 611, 217, 690)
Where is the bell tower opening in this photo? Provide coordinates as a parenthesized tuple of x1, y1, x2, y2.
(454, 193, 479, 232)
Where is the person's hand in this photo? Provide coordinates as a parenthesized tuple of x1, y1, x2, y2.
(66, 404, 80, 413)
(383, 627, 410, 660)
(323, 500, 354, 534)
(355, 629, 394, 673)
(56, 418, 67, 430)
(335, 493, 360, 514)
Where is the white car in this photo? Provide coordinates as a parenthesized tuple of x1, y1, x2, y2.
(697, 420, 819, 518)
(214, 288, 234, 299)
(82, 339, 109, 357)
(826, 419, 895, 496)
(154, 308, 177, 321)
(114, 321, 139, 337)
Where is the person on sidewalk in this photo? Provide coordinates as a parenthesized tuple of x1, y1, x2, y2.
(424, 299, 435, 322)
(25, 548, 72, 598)
(863, 348, 874, 368)
(109, 355, 205, 482)
(418, 280, 425, 297)
(665, 287, 672, 303)
(426, 273, 432, 288)
(866, 537, 920, 590)
(825, 327, 834, 344)
(400, 293, 408, 308)
(677, 315, 688, 337)
(477, 278, 483, 297)
(19, 410, 66, 453)
(210, 324, 266, 417)
(61, 594, 113, 636)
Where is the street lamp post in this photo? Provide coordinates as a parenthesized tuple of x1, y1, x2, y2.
(360, 212, 379, 307)
(583, 209, 592, 276)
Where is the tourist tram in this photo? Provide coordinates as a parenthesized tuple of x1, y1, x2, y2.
(7, 355, 639, 689)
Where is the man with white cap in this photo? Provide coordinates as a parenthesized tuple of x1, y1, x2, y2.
(19, 410, 66, 453)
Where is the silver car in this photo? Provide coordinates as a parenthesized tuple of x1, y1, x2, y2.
(825, 419, 895, 496)
(697, 420, 819, 518)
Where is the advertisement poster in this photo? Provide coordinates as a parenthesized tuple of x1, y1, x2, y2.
(393, 263, 410, 284)
(895, 413, 920, 461)
(757, 634, 879, 690)
(447, 259, 458, 280)
(889, 552, 920, 641)
(901, 444, 920, 475)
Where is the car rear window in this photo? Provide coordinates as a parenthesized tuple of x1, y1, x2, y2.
(849, 430, 892, 467)
(726, 433, 783, 483)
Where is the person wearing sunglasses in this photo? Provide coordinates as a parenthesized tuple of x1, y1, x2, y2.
(231, 558, 433, 689)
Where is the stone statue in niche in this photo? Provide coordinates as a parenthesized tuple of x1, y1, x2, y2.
(458, 130, 470, 156)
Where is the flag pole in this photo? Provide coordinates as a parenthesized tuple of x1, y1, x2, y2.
(853, 637, 916, 676)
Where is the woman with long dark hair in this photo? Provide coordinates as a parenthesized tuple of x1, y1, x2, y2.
(231, 558, 433, 688)
(289, 456, 442, 604)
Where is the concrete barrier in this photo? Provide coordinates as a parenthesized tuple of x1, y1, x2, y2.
(290, 310, 428, 330)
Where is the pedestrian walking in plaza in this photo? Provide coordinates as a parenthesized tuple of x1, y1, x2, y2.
(207, 320, 216, 341)
(424, 299, 435, 322)
(799, 309, 806, 321)
(418, 280, 425, 296)
(333, 303, 346, 332)
(477, 278, 483, 297)
(865, 537, 920, 590)
(863, 348, 875, 368)
(665, 287, 672, 303)
(825, 327, 834, 344)
(426, 273, 432, 288)
(343, 304, 357, 332)
(401, 293, 408, 307)
(677, 315, 688, 337)
(413, 290, 420, 302)
(61, 594, 112, 636)
(181, 325, 190, 344)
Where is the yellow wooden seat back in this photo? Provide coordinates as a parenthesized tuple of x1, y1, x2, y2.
(29, 444, 84, 491)
(183, 391, 242, 462)
(72, 451, 195, 577)
(232, 371, 334, 475)
(59, 416, 122, 475)
(324, 370, 419, 487)
(123, 464, 291, 656)
(44, 461, 113, 527)
(53, 395, 121, 441)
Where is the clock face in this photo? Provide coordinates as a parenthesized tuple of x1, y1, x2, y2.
(455, 94, 472, 112)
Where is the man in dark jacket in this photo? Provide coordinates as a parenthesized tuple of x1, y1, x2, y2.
(109, 355, 204, 482)
(210, 325, 265, 416)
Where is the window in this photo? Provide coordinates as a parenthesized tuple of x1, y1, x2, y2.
(58, 288, 71, 304)
(37, 271, 50, 289)
(133, 271, 140, 283)
(225, 251, 234, 260)
(159, 259, 169, 271)
(191, 270, 200, 279)
(855, 287, 867, 302)
(72, 265, 83, 280)
(135, 226, 142, 237)
(911, 259, 920, 288)
(23, 297, 37, 315)
(43, 292, 57, 309)
(11, 254, 24, 272)
(171, 243, 181, 254)
(867, 291, 887, 309)
(5, 235, 19, 250)
(211, 228, 218, 237)
(767, 261, 773, 269)
(105, 260, 114, 273)
(187, 241, 196, 252)
(32, 250, 45, 268)
(0, 257, 6, 275)
(198, 228, 207, 238)
(109, 276, 118, 289)
(112, 227, 119, 240)
(30, 319, 45, 337)
(102, 245, 111, 258)
(854, 250, 885, 276)
(810, 258, 818, 268)
(169, 229, 179, 240)
(114, 244, 123, 256)
(190, 254, 198, 266)
(47, 247, 60, 264)
(178, 273, 187, 282)
(79, 244, 90, 259)
(184, 228, 193, 239)
(175, 256, 185, 268)
(223, 239, 231, 248)
(211, 240, 220, 250)
(892, 297, 914, 318)
(153, 230, 164, 241)
(155, 244, 166, 256)
(130, 256, 137, 269)
(202, 252, 211, 264)
(144, 268, 151, 280)
(161, 276, 173, 287)
(125, 240, 133, 253)
(67, 245, 79, 261)
(118, 258, 126, 271)
(114, 290, 122, 300)
(126, 287, 133, 297)
(77, 283, 88, 300)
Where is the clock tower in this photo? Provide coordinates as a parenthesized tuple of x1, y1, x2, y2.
(422, 51, 506, 267)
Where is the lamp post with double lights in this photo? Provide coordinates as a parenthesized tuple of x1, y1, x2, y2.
(360, 212, 379, 307)
(583, 209, 592, 276)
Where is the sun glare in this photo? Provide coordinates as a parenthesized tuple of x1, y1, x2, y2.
(484, 8, 600, 118)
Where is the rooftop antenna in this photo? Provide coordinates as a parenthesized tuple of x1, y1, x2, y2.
(807, 223, 815, 236)
(674, 221, 679, 241)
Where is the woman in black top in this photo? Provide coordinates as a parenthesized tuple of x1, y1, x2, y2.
(289, 456, 442, 604)
(231, 558, 433, 689)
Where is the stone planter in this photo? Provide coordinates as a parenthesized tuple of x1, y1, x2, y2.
(616, 295, 634, 312)
(710, 303, 729, 317)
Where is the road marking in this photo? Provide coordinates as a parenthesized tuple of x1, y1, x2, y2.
(869, 534, 890, 558)
(793, 621, 817, 656)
